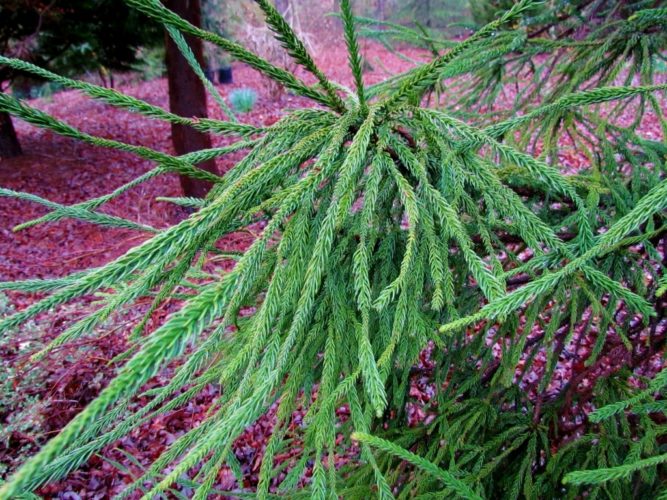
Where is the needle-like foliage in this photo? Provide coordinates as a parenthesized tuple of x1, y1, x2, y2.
(0, 1, 665, 498)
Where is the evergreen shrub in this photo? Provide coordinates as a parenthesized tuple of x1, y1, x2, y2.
(0, 0, 666, 497)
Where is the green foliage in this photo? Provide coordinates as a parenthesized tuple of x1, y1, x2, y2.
(469, 0, 543, 26)
(557, 368, 667, 490)
(353, 432, 482, 499)
(0, 0, 162, 84)
(229, 88, 258, 113)
(0, 0, 665, 498)
(201, 0, 236, 67)
(132, 45, 166, 81)
(565, 451, 667, 486)
(0, 294, 46, 478)
(392, 0, 473, 31)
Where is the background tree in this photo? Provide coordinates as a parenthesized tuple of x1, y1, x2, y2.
(0, 0, 161, 158)
(164, 0, 218, 198)
(0, 0, 45, 158)
(393, 0, 471, 30)
(0, 99, 21, 158)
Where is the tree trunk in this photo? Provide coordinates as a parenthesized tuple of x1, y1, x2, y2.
(0, 110, 22, 159)
(164, 0, 216, 198)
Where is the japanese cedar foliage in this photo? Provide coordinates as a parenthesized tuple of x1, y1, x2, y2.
(354, 1, 667, 498)
(0, 0, 666, 498)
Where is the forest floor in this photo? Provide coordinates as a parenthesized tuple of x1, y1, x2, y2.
(0, 42, 430, 497)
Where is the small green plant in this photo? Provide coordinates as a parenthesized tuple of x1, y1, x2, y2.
(0, 294, 47, 478)
(133, 45, 166, 81)
(229, 87, 258, 113)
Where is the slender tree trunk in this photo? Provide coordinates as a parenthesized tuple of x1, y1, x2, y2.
(0, 110, 22, 159)
(164, 0, 216, 198)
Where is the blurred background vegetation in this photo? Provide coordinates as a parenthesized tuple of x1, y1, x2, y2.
(1, 0, 163, 96)
(1, 0, 475, 97)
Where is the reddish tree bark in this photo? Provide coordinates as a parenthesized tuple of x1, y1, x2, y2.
(0, 110, 22, 159)
(164, 0, 216, 198)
